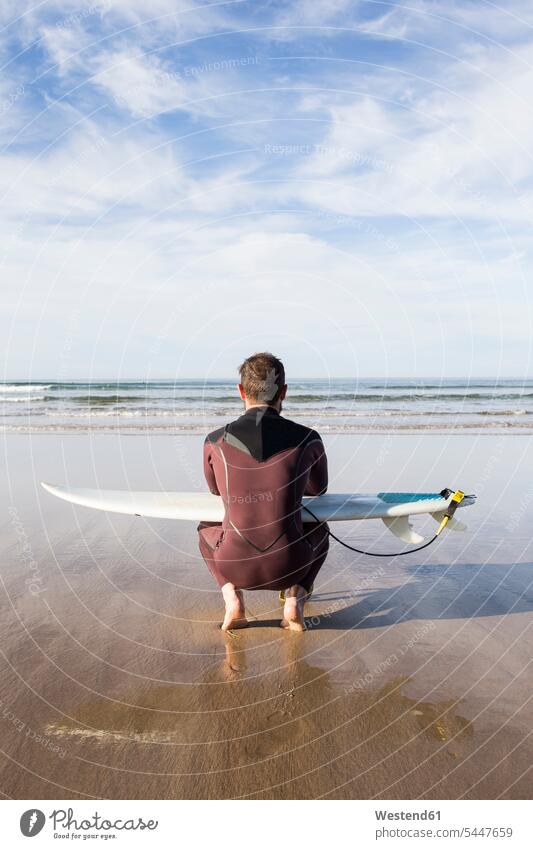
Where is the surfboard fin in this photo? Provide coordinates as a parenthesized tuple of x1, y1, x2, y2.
(431, 511, 467, 532)
(382, 515, 424, 544)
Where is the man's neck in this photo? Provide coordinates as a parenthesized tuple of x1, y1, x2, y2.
(244, 403, 280, 413)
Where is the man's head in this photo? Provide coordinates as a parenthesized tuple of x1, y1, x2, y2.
(238, 352, 287, 410)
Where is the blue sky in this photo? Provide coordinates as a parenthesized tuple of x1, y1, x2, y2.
(1, 0, 532, 379)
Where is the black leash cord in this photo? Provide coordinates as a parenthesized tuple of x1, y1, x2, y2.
(302, 506, 440, 557)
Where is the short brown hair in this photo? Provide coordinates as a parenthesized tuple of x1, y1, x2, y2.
(238, 352, 286, 404)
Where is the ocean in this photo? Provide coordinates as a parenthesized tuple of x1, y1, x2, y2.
(1, 378, 532, 434)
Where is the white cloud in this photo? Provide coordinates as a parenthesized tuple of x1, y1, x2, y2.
(1, 0, 533, 376)
(283, 38, 533, 223)
(91, 48, 187, 118)
(355, 0, 533, 44)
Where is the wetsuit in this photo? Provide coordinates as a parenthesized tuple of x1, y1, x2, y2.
(198, 406, 329, 592)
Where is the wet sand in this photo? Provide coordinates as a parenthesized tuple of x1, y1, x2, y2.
(1, 432, 532, 799)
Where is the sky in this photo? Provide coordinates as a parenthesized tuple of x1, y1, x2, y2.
(1, 0, 532, 380)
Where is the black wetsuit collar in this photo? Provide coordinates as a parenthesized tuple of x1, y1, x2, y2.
(221, 404, 316, 462)
(243, 406, 279, 416)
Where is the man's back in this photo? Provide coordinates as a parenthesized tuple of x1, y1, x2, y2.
(203, 406, 328, 552)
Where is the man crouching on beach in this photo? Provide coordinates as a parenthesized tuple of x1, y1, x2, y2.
(198, 352, 329, 631)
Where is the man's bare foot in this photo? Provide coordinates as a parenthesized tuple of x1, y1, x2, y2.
(221, 584, 248, 631)
(281, 584, 307, 631)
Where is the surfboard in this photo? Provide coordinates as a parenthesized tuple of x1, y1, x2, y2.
(41, 483, 475, 543)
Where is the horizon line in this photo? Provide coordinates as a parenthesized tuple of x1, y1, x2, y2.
(2, 376, 531, 382)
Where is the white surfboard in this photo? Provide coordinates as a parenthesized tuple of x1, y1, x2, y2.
(41, 483, 475, 544)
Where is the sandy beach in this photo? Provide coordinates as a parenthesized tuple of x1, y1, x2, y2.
(1, 432, 532, 799)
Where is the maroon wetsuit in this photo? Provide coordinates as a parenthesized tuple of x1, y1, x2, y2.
(198, 406, 329, 591)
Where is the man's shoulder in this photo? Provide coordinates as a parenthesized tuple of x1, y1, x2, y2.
(281, 416, 322, 442)
(267, 414, 324, 451)
(205, 425, 225, 445)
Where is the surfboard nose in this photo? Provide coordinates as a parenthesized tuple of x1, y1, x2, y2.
(41, 482, 71, 502)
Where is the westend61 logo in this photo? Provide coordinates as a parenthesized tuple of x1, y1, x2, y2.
(20, 807, 159, 837)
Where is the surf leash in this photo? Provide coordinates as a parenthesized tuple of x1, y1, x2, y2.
(279, 490, 467, 602)
(302, 488, 466, 558)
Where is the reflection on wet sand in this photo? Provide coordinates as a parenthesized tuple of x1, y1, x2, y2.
(39, 627, 475, 799)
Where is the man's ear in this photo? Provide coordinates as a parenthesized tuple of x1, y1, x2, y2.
(238, 383, 246, 401)
(280, 384, 288, 401)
